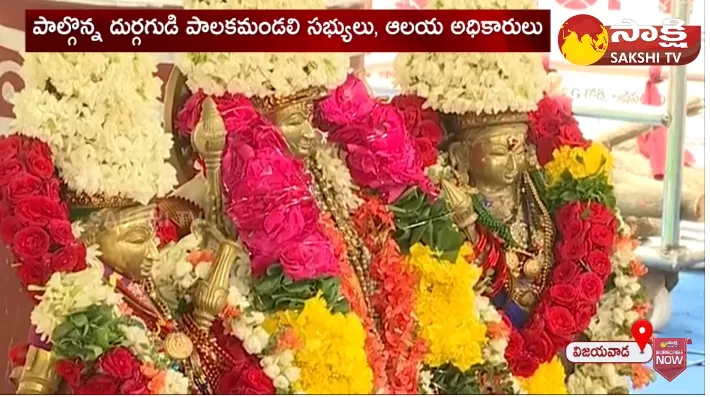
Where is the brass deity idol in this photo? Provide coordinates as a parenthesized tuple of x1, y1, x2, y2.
(251, 86, 328, 157)
(444, 112, 555, 327)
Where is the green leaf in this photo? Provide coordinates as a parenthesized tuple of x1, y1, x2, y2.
(70, 314, 88, 327)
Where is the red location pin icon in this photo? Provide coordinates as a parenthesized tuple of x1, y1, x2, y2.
(631, 319, 653, 351)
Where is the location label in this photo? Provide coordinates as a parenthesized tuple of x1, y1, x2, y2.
(631, 319, 653, 351)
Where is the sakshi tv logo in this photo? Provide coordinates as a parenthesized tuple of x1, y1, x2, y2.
(558, 14, 701, 66)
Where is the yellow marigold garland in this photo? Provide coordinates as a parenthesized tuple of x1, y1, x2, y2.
(545, 142, 613, 184)
(264, 295, 374, 394)
(517, 356, 568, 394)
(406, 242, 488, 371)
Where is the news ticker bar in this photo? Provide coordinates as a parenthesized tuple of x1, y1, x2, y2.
(26, 9, 551, 52)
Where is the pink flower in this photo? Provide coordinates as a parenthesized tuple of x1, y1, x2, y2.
(176, 91, 260, 137)
(315, 74, 375, 131)
(280, 230, 338, 280)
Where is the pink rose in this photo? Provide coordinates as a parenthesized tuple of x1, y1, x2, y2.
(280, 231, 339, 281)
(316, 74, 375, 129)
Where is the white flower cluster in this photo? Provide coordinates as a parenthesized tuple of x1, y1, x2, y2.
(312, 142, 363, 213)
(475, 295, 509, 365)
(9, 53, 177, 204)
(30, 267, 123, 340)
(120, 324, 157, 362)
(567, 225, 650, 393)
(261, 351, 302, 392)
(178, 0, 349, 98)
(393, 0, 546, 115)
(162, 369, 191, 394)
(152, 233, 209, 307)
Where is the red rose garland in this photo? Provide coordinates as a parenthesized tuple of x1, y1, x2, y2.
(500, 96, 619, 376)
(389, 95, 444, 168)
(0, 135, 87, 293)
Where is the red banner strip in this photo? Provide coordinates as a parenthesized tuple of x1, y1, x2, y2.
(25, 9, 551, 52)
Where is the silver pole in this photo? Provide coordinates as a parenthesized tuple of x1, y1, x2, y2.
(660, 0, 691, 250)
(572, 102, 670, 125)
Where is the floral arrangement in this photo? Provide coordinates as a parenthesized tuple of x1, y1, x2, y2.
(177, 0, 349, 98)
(0, 136, 87, 292)
(317, 76, 518, 394)
(392, 0, 545, 115)
(528, 94, 654, 393)
(30, 268, 189, 394)
(9, 53, 176, 204)
(178, 92, 380, 394)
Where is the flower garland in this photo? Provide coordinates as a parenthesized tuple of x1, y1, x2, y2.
(178, 0, 349, 98)
(317, 76, 515, 394)
(9, 54, 176, 204)
(29, 267, 190, 395)
(392, 0, 545, 115)
(0, 136, 87, 292)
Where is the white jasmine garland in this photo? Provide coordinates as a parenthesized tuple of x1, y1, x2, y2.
(393, 0, 546, 115)
(30, 267, 123, 340)
(160, 369, 191, 394)
(178, 0, 349, 98)
(10, 53, 177, 204)
(312, 142, 363, 213)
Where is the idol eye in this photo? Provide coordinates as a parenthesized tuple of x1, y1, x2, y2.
(121, 227, 152, 244)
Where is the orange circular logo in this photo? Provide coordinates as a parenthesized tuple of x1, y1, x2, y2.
(558, 14, 609, 66)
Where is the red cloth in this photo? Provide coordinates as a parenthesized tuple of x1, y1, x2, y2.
(636, 66, 695, 179)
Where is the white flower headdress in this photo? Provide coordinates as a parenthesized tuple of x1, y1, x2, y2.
(393, 0, 547, 115)
(178, 0, 350, 98)
(10, 53, 177, 204)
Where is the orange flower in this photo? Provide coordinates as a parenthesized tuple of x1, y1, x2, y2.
(630, 259, 648, 277)
(275, 327, 302, 352)
(487, 320, 510, 340)
(187, 250, 215, 267)
(141, 365, 159, 379)
(633, 302, 650, 318)
(631, 364, 653, 389)
(118, 302, 133, 316)
(148, 371, 166, 394)
(220, 305, 240, 320)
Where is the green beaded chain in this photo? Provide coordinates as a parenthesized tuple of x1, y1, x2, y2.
(471, 170, 551, 249)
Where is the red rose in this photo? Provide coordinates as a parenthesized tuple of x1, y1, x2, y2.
(28, 140, 52, 158)
(217, 363, 275, 395)
(0, 136, 23, 162)
(556, 238, 590, 261)
(17, 256, 53, 287)
(51, 244, 84, 273)
(400, 105, 421, 133)
(526, 314, 546, 332)
(414, 137, 438, 167)
(585, 250, 612, 279)
(586, 202, 616, 226)
(509, 354, 539, 378)
(534, 137, 559, 165)
(13, 226, 51, 259)
(26, 147, 55, 180)
(418, 118, 444, 146)
(549, 283, 578, 306)
(558, 123, 588, 147)
(543, 305, 577, 337)
(575, 272, 605, 303)
(556, 202, 584, 226)
(562, 218, 589, 240)
(574, 303, 597, 332)
(5, 172, 43, 203)
(98, 347, 138, 379)
(522, 330, 554, 363)
(48, 219, 75, 246)
(1, 216, 26, 245)
(43, 178, 62, 201)
(551, 260, 582, 284)
(0, 160, 24, 185)
(589, 224, 615, 251)
(504, 330, 524, 360)
(154, 217, 178, 247)
(77, 375, 119, 395)
(119, 369, 149, 395)
(15, 197, 64, 226)
(0, 202, 10, 219)
(8, 343, 29, 367)
(56, 360, 84, 387)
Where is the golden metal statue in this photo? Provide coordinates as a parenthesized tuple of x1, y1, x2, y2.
(444, 112, 555, 315)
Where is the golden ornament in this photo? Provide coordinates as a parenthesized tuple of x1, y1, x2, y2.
(523, 258, 542, 279)
(164, 332, 194, 360)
